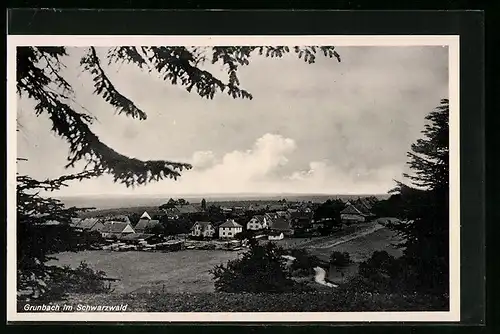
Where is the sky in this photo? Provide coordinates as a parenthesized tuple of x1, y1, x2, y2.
(16, 45, 449, 197)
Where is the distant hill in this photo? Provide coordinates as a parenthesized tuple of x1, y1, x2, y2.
(58, 193, 390, 211)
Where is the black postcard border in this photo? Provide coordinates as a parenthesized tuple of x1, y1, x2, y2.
(5, 9, 486, 329)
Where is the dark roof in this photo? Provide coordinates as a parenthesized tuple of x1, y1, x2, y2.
(290, 210, 313, 219)
(104, 215, 131, 224)
(191, 221, 213, 230)
(219, 220, 243, 228)
(101, 221, 133, 233)
(120, 233, 156, 241)
(70, 218, 82, 227)
(165, 204, 201, 215)
(270, 217, 291, 231)
(268, 230, 284, 237)
(134, 219, 161, 232)
(78, 218, 101, 230)
(354, 198, 373, 214)
(340, 205, 365, 216)
(250, 215, 266, 224)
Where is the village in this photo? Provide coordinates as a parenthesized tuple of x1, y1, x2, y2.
(65, 196, 383, 254)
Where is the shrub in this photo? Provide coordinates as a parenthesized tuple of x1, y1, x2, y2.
(26, 261, 114, 302)
(289, 248, 321, 276)
(329, 251, 352, 267)
(210, 240, 295, 293)
(355, 251, 408, 293)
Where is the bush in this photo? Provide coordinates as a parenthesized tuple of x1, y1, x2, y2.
(22, 261, 114, 302)
(210, 240, 295, 293)
(329, 251, 352, 267)
(289, 248, 320, 276)
(355, 251, 408, 293)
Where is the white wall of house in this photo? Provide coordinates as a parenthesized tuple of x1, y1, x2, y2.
(341, 214, 365, 223)
(191, 224, 215, 237)
(122, 224, 135, 234)
(268, 233, 284, 240)
(219, 226, 243, 239)
(246, 217, 269, 230)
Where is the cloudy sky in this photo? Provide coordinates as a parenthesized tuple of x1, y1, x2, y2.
(16, 45, 449, 197)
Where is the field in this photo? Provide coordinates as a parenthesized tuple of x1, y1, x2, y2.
(49, 223, 402, 295)
(49, 250, 241, 294)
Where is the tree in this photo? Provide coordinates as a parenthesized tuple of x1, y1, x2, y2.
(201, 198, 207, 211)
(389, 99, 450, 294)
(16, 160, 104, 300)
(313, 199, 344, 234)
(210, 240, 295, 293)
(17, 46, 341, 188)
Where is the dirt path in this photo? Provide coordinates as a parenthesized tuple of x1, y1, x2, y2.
(310, 223, 385, 250)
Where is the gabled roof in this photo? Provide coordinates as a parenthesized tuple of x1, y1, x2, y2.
(101, 221, 133, 233)
(270, 217, 291, 231)
(78, 218, 101, 230)
(191, 221, 213, 230)
(249, 215, 266, 224)
(140, 211, 152, 220)
(134, 219, 160, 232)
(70, 218, 82, 227)
(219, 220, 243, 228)
(166, 205, 201, 215)
(340, 204, 365, 216)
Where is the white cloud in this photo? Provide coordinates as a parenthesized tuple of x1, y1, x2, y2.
(51, 133, 400, 196)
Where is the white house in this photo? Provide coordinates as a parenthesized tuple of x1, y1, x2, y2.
(219, 219, 243, 239)
(246, 215, 270, 231)
(99, 221, 135, 238)
(268, 231, 284, 240)
(191, 221, 216, 238)
(140, 211, 152, 220)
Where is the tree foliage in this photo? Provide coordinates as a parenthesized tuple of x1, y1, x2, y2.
(389, 99, 450, 294)
(17, 46, 341, 187)
(17, 160, 105, 300)
(210, 240, 295, 293)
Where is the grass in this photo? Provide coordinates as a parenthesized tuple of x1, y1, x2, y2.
(48, 250, 241, 294)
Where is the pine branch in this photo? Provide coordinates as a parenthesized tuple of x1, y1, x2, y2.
(81, 47, 148, 120)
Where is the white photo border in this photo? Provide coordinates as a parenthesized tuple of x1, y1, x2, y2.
(6, 35, 460, 323)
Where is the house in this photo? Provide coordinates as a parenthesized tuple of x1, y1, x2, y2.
(70, 218, 82, 227)
(247, 215, 270, 231)
(290, 210, 314, 230)
(134, 218, 161, 234)
(340, 205, 366, 224)
(233, 206, 245, 215)
(267, 203, 286, 212)
(268, 231, 284, 241)
(191, 221, 216, 238)
(140, 211, 152, 220)
(353, 197, 376, 219)
(220, 207, 233, 214)
(248, 203, 267, 212)
(100, 221, 136, 238)
(270, 217, 293, 235)
(218, 219, 243, 239)
(75, 218, 104, 232)
(164, 204, 202, 220)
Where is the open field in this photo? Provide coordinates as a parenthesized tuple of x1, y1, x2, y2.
(49, 222, 402, 295)
(49, 250, 241, 294)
